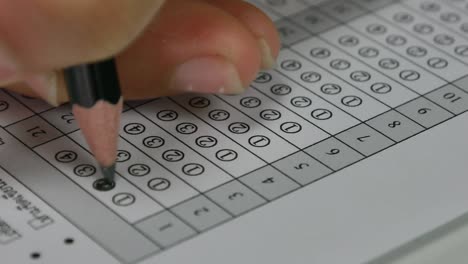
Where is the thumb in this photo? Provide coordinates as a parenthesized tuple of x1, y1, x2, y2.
(0, 0, 165, 91)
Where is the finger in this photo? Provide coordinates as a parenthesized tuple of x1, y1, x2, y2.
(5, 0, 277, 103)
(0, 0, 165, 77)
(116, 0, 263, 99)
(203, 0, 280, 68)
(0, 0, 165, 105)
(3, 73, 69, 106)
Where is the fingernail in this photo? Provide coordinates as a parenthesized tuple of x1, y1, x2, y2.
(170, 56, 245, 95)
(258, 38, 276, 69)
(55, 71, 70, 104)
(0, 43, 20, 85)
(25, 72, 61, 106)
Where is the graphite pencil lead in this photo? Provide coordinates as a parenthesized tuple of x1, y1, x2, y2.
(101, 163, 116, 182)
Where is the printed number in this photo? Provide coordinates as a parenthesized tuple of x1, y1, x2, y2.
(379, 58, 400, 70)
(330, 59, 351, 70)
(209, 109, 230, 121)
(277, 25, 296, 39)
(393, 12, 414, 23)
(229, 122, 250, 134)
(0, 101, 9, 112)
(413, 23, 434, 35)
(339, 35, 359, 47)
(418, 108, 432, 114)
(124, 123, 146, 135)
(196, 136, 218, 148)
(128, 164, 151, 177)
(112, 193, 135, 207)
(260, 109, 282, 121)
(311, 109, 333, 120)
(116, 150, 131, 163)
(350, 71, 371, 82)
(294, 163, 310, 170)
(228, 192, 244, 201)
(280, 59, 302, 71)
(327, 149, 340, 155)
(407, 46, 427, 57)
(254, 72, 272, 83)
(371, 83, 392, 94)
(434, 34, 454, 46)
(321, 84, 342, 95)
(301, 71, 321, 83)
(388, 121, 402, 128)
(176, 123, 198, 134)
(444, 92, 462, 103)
(157, 110, 178, 121)
(240, 97, 261, 108)
(249, 135, 271, 147)
(341, 96, 363, 107)
(60, 113, 75, 124)
(26, 126, 47, 138)
(367, 24, 387, 35)
(427, 57, 448, 69)
(386, 35, 407, 46)
(216, 149, 238, 162)
(359, 47, 379, 58)
(162, 150, 185, 162)
(143, 136, 165, 148)
(74, 164, 96, 177)
(193, 207, 209, 216)
(55, 150, 77, 163)
(400, 70, 420, 81)
(310, 48, 331, 59)
(440, 12, 460, 23)
(455, 45, 468, 57)
(262, 177, 275, 184)
(189, 97, 210, 108)
(357, 135, 371, 142)
(148, 178, 171, 191)
(291, 96, 312, 108)
(280, 122, 302, 134)
(271, 84, 292, 95)
(182, 163, 205, 176)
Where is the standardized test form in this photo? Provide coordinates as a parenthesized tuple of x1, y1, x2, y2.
(3, 0, 468, 263)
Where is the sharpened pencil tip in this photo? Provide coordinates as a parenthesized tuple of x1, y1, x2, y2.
(101, 164, 116, 182)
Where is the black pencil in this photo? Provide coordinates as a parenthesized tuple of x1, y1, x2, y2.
(63, 58, 123, 183)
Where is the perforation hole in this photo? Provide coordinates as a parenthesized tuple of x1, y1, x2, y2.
(30, 252, 41, 259)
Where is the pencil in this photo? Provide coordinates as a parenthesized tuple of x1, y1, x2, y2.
(63, 58, 123, 183)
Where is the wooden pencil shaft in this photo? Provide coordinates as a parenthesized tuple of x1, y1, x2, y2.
(72, 99, 123, 168)
(63, 58, 122, 182)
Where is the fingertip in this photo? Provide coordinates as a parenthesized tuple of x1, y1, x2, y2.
(169, 55, 245, 95)
(0, 0, 164, 72)
(117, 0, 262, 99)
(205, 0, 281, 68)
(258, 38, 277, 69)
(23, 71, 68, 107)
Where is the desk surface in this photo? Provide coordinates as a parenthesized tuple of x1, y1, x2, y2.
(373, 211, 468, 264)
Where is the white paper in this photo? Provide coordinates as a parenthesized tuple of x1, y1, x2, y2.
(2, 0, 468, 263)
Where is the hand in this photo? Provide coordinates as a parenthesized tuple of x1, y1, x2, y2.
(0, 0, 280, 106)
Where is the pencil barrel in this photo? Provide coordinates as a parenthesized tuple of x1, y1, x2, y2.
(64, 58, 122, 108)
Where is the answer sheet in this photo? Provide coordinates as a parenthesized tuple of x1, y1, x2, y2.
(2, 0, 468, 263)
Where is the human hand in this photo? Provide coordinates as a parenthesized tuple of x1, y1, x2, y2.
(0, 0, 280, 105)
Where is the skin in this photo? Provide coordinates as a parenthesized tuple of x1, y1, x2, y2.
(0, 0, 281, 103)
